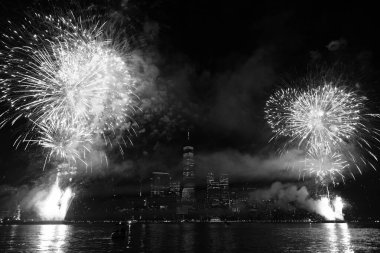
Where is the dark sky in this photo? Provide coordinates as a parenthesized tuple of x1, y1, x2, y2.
(1, 0, 380, 218)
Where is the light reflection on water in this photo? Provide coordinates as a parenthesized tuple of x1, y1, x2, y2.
(38, 225, 70, 252)
(8, 225, 19, 251)
(326, 223, 338, 252)
(325, 223, 354, 253)
(1, 223, 380, 252)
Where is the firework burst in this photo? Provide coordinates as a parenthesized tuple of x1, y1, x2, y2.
(265, 79, 380, 182)
(303, 148, 349, 184)
(290, 84, 366, 154)
(0, 12, 140, 164)
(35, 118, 93, 164)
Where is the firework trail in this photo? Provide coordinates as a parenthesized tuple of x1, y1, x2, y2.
(265, 79, 380, 183)
(0, 12, 140, 163)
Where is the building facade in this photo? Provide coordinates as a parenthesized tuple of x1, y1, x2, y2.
(206, 172, 230, 208)
(150, 172, 170, 197)
(180, 132, 196, 212)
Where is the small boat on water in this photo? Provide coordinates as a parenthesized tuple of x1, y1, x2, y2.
(127, 219, 138, 224)
(209, 217, 222, 223)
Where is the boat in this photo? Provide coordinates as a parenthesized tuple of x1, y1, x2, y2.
(209, 217, 222, 222)
(127, 219, 138, 224)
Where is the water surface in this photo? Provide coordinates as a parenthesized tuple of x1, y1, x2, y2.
(1, 223, 380, 252)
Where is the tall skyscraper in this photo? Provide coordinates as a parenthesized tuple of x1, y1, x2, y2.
(181, 131, 195, 211)
(169, 181, 181, 198)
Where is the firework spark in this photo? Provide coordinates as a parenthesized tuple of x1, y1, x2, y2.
(35, 118, 93, 164)
(265, 81, 379, 182)
(0, 11, 141, 222)
(0, 12, 139, 163)
(289, 84, 367, 155)
(302, 149, 349, 184)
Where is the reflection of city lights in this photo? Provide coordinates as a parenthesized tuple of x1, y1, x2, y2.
(126, 224, 132, 248)
(339, 223, 354, 253)
(326, 223, 338, 252)
(183, 224, 195, 252)
(9, 225, 19, 251)
(38, 225, 70, 252)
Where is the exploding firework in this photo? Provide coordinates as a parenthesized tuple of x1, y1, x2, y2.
(266, 84, 370, 153)
(35, 118, 93, 164)
(302, 149, 349, 185)
(265, 80, 380, 182)
(289, 85, 369, 155)
(0, 10, 142, 222)
(265, 87, 301, 141)
(0, 12, 140, 163)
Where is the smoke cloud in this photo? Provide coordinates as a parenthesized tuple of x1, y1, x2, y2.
(250, 181, 344, 220)
(196, 149, 307, 181)
(0, 170, 58, 218)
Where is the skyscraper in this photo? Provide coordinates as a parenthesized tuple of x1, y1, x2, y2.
(181, 131, 195, 212)
(150, 172, 171, 209)
(207, 172, 221, 207)
(151, 172, 170, 197)
(169, 181, 181, 198)
(219, 174, 230, 207)
(206, 172, 230, 208)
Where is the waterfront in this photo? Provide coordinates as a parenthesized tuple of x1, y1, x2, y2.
(1, 223, 380, 252)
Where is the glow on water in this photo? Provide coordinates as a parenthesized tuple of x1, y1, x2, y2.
(325, 223, 354, 253)
(38, 225, 70, 253)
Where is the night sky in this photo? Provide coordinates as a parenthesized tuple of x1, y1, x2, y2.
(1, 0, 380, 219)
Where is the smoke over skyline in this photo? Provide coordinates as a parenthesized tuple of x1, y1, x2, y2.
(250, 182, 344, 220)
(196, 149, 304, 181)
